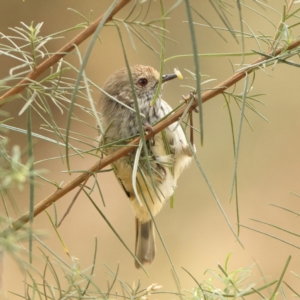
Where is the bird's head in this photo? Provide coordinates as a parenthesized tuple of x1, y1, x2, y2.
(103, 65, 177, 105)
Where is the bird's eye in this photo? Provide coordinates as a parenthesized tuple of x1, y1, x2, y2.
(138, 78, 148, 87)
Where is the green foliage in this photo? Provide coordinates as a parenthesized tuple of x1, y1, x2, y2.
(1, 0, 300, 299)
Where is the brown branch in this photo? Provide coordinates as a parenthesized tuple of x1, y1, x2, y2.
(0, 0, 131, 108)
(3, 36, 300, 236)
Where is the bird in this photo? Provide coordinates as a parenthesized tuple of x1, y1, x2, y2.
(98, 65, 193, 268)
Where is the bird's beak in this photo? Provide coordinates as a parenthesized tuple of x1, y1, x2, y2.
(162, 73, 178, 83)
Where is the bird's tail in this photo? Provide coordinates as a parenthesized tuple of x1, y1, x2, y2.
(135, 218, 155, 268)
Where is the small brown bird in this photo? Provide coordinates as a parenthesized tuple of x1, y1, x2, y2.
(99, 65, 192, 268)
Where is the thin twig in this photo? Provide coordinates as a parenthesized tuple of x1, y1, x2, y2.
(0, 0, 132, 108)
(3, 36, 300, 235)
(56, 176, 89, 227)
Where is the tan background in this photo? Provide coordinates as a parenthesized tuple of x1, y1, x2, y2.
(1, 0, 300, 298)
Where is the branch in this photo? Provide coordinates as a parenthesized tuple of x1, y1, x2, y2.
(0, 0, 132, 108)
(3, 36, 300, 235)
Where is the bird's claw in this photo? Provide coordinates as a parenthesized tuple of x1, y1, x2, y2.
(182, 91, 198, 113)
(143, 123, 155, 146)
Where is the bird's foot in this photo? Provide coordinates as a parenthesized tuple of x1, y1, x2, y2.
(182, 91, 198, 113)
(143, 123, 155, 146)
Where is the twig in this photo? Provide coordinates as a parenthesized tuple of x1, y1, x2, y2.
(0, 0, 132, 108)
(3, 34, 300, 235)
(56, 176, 89, 227)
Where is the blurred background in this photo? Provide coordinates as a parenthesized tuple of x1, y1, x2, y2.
(1, 0, 300, 298)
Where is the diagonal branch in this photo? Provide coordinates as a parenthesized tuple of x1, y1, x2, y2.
(3, 36, 300, 235)
(0, 0, 131, 108)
